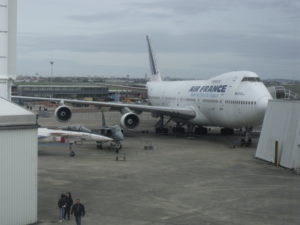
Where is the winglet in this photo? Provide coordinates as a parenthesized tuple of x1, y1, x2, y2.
(146, 35, 162, 82)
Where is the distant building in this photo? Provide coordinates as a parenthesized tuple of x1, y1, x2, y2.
(14, 85, 109, 100)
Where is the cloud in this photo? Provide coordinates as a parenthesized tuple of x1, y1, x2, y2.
(16, 0, 300, 79)
(18, 30, 300, 59)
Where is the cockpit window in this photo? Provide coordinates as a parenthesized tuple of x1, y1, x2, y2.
(241, 77, 261, 82)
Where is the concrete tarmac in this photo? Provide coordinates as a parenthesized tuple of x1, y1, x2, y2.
(37, 112, 300, 225)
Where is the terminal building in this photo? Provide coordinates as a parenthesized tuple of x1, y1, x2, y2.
(12, 84, 146, 103)
(13, 85, 109, 100)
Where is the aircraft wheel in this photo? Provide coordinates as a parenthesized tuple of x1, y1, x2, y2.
(221, 128, 234, 135)
(156, 127, 168, 134)
(194, 127, 208, 135)
(173, 127, 185, 134)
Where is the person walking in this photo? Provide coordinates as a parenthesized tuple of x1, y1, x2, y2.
(64, 192, 73, 220)
(71, 199, 85, 225)
(58, 194, 67, 222)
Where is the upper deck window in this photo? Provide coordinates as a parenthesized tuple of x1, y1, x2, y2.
(241, 77, 261, 82)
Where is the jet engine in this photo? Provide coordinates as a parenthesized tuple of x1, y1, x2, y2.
(120, 112, 140, 129)
(54, 105, 72, 122)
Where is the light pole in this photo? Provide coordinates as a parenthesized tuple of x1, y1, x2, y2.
(50, 61, 54, 83)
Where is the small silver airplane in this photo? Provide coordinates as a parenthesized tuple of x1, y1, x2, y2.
(60, 113, 124, 151)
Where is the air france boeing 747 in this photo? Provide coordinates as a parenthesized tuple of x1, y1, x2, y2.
(13, 36, 272, 138)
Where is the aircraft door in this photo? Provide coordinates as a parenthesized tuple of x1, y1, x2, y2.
(219, 99, 224, 112)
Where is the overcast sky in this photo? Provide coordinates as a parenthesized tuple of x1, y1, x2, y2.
(17, 0, 300, 79)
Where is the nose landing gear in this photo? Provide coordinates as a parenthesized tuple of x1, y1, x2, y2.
(69, 143, 75, 157)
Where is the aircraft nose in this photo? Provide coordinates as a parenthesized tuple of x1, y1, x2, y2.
(256, 96, 271, 115)
(115, 131, 124, 141)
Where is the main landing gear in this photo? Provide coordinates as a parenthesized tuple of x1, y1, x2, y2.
(194, 126, 208, 135)
(172, 124, 185, 134)
(220, 128, 234, 135)
(155, 115, 210, 136)
(155, 115, 170, 134)
(155, 127, 168, 134)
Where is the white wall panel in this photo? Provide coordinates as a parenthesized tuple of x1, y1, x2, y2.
(8, 0, 17, 78)
(0, 128, 38, 225)
(0, 2, 8, 76)
(256, 100, 300, 169)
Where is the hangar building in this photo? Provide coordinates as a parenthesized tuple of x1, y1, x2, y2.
(0, 98, 38, 225)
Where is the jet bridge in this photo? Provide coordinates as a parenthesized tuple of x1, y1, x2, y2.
(268, 86, 300, 100)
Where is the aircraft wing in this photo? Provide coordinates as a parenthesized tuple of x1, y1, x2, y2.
(13, 96, 196, 119)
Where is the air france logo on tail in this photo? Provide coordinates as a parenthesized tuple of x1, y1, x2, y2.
(189, 85, 228, 97)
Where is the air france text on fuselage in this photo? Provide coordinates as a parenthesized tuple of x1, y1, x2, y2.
(189, 85, 227, 98)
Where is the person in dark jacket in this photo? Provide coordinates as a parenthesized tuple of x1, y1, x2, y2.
(71, 199, 85, 225)
(58, 194, 67, 222)
(64, 192, 73, 220)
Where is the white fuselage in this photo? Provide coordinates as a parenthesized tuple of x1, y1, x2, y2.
(146, 71, 272, 128)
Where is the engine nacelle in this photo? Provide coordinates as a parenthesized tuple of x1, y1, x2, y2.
(54, 105, 72, 122)
(120, 112, 140, 129)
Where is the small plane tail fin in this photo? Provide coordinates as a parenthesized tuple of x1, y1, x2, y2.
(101, 112, 106, 127)
(146, 35, 162, 82)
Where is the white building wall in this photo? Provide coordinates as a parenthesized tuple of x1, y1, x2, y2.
(0, 128, 38, 225)
(256, 100, 300, 169)
(0, 0, 9, 76)
(8, 0, 17, 78)
(0, 0, 17, 100)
